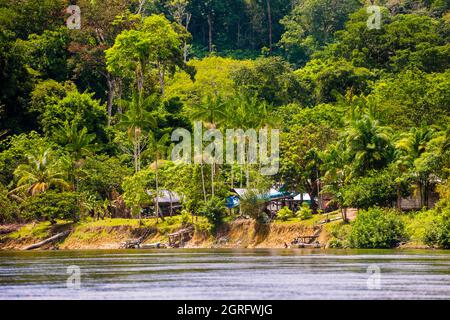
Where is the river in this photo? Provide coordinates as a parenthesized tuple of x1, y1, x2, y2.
(0, 249, 449, 300)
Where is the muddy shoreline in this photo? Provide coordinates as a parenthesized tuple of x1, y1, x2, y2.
(0, 219, 439, 251)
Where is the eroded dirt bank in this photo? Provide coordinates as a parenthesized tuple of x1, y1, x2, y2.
(0, 219, 329, 250)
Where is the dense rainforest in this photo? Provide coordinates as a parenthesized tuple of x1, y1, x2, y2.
(0, 0, 449, 249)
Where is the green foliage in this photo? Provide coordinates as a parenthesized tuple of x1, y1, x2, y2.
(327, 222, 352, 248)
(231, 56, 305, 106)
(19, 191, 79, 223)
(180, 210, 192, 226)
(0, 0, 448, 241)
(370, 70, 450, 128)
(122, 168, 154, 218)
(330, 11, 449, 71)
(296, 203, 313, 220)
(198, 197, 225, 228)
(0, 183, 18, 223)
(349, 208, 406, 248)
(280, 0, 361, 66)
(276, 206, 294, 221)
(40, 90, 108, 142)
(78, 155, 132, 200)
(106, 14, 194, 94)
(17, 27, 69, 81)
(240, 189, 269, 223)
(29, 80, 77, 115)
(421, 181, 450, 248)
(423, 209, 450, 249)
(0, 131, 53, 186)
(166, 56, 252, 104)
(1, 0, 67, 39)
(12, 146, 70, 197)
(342, 169, 402, 209)
(297, 59, 374, 103)
(344, 110, 394, 176)
(280, 122, 336, 211)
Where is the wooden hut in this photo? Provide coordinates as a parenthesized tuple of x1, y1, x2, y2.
(146, 190, 182, 216)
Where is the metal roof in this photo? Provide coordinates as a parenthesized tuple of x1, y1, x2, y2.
(146, 190, 181, 203)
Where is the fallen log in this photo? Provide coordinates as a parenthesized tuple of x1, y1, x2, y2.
(23, 231, 70, 250)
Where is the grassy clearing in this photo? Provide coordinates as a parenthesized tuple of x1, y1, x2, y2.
(272, 213, 324, 227)
(8, 221, 52, 240)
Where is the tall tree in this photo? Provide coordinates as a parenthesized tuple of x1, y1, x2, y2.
(165, 0, 193, 61)
(396, 126, 437, 208)
(279, 0, 361, 65)
(106, 14, 194, 95)
(147, 133, 170, 220)
(190, 95, 227, 198)
(344, 109, 393, 176)
(117, 92, 157, 172)
(69, 0, 134, 126)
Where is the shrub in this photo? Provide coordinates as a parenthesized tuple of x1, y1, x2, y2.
(276, 207, 294, 221)
(198, 197, 226, 228)
(180, 210, 192, 226)
(20, 191, 80, 223)
(194, 219, 214, 234)
(296, 203, 313, 220)
(327, 222, 352, 248)
(240, 190, 268, 222)
(404, 209, 435, 243)
(342, 169, 403, 210)
(349, 208, 406, 248)
(328, 238, 344, 248)
(0, 184, 18, 223)
(423, 210, 450, 249)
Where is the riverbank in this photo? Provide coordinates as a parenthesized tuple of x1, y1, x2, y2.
(0, 218, 321, 250)
(0, 214, 441, 250)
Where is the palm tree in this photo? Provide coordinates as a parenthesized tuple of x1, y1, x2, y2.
(395, 126, 436, 208)
(190, 95, 227, 198)
(56, 121, 98, 191)
(118, 92, 157, 173)
(12, 148, 71, 197)
(57, 121, 97, 162)
(147, 133, 170, 222)
(344, 111, 393, 176)
(224, 92, 276, 188)
(321, 142, 353, 222)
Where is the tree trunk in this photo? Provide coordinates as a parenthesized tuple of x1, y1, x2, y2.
(136, 66, 144, 94)
(23, 231, 70, 250)
(158, 63, 165, 95)
(207, 13, 213, 52)
(342, 207, 348, 223)
(246, 165, 250, 189)
(169, 192, 173, 217)
(396, 182, 402, 210)
(106, 75, 116, 126)
(230, 165, 234, 190)
(201, 164, 207, 202)
(211, 163, 215, 198)
(266, 0, 273, 53)
(183, 13, 192, 62)
(137, 136, 141, 172)
(155, 158, 159, 219)
(117, 79, 123, 114)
